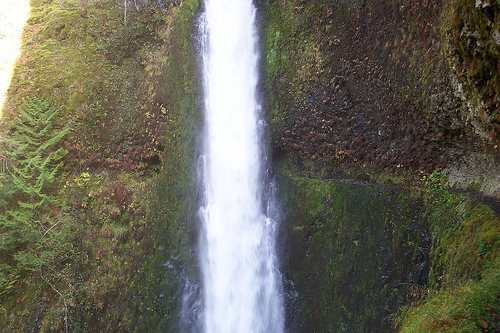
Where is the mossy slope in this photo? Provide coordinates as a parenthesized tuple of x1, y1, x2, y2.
(281, 176, 500, 332)
(281, 178, 430, 332)
(0, 0, 201, 331)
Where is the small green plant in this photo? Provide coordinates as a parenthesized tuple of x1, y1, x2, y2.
(430, 170, 441, 184)
(3, 95, 68, 211)
(73, 172, 91, 187)
(467, 180, 482, 192)
(478, 240, 489, 258)
(0, 95, 68, 296)
(422, 170, 444, 188)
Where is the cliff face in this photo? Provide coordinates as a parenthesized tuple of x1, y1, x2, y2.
(279, 179, 431, 332)
(442, 0, 500, 146)
(261, 0, 500, 195)
(0, 0, 201, 331)
(259, 0, 500, 331)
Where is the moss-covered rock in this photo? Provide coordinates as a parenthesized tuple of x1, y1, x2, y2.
(279, 174, 500, 332)
(260, 1, 500, 331)
(0, 0, 201, 331)
(441, 0, 500, 146)
(398, 189, 500, 332)
(261, 0, 455, 178)
(281, 177, 430, 332)
(260, 0, 499, 186)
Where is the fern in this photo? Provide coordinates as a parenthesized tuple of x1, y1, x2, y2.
(0, 95, 68, 295)
(3, 95, 68, 211)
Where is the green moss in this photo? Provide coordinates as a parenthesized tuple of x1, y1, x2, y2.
(3, 0, 163, 158)
(0, 0, 201, 331)
(423, 190, 500, 288)
(131, 1, 201, 331)
(281, 172, 500, 332)
(262, 1, 333, 140)
(396, 186, 500, 332)
(399, 260, 500, 332)
(283, 176, 430, 332)
(441, 0, 500, 144)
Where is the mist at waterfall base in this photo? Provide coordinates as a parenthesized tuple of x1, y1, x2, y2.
(184, 0, 285, 332)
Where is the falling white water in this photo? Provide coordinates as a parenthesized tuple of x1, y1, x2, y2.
(199, 0, 284, 332)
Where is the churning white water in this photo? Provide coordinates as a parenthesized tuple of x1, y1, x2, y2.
(199, 0, 284, 332)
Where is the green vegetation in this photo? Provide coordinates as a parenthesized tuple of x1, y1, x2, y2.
(0, 0, 200, 331)
(3, 95, 68, 211)
(282, 177, 430, 332)
(281, 174, 500, 332)
(0, 95, 68, 289)
(396, 188, 500, 332)
(441, 0, 500, 145)
(399, 265, 500, 332)
(0, 94, 74, 331)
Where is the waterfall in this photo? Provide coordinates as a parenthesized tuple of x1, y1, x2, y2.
(199, 0, 284, 332)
